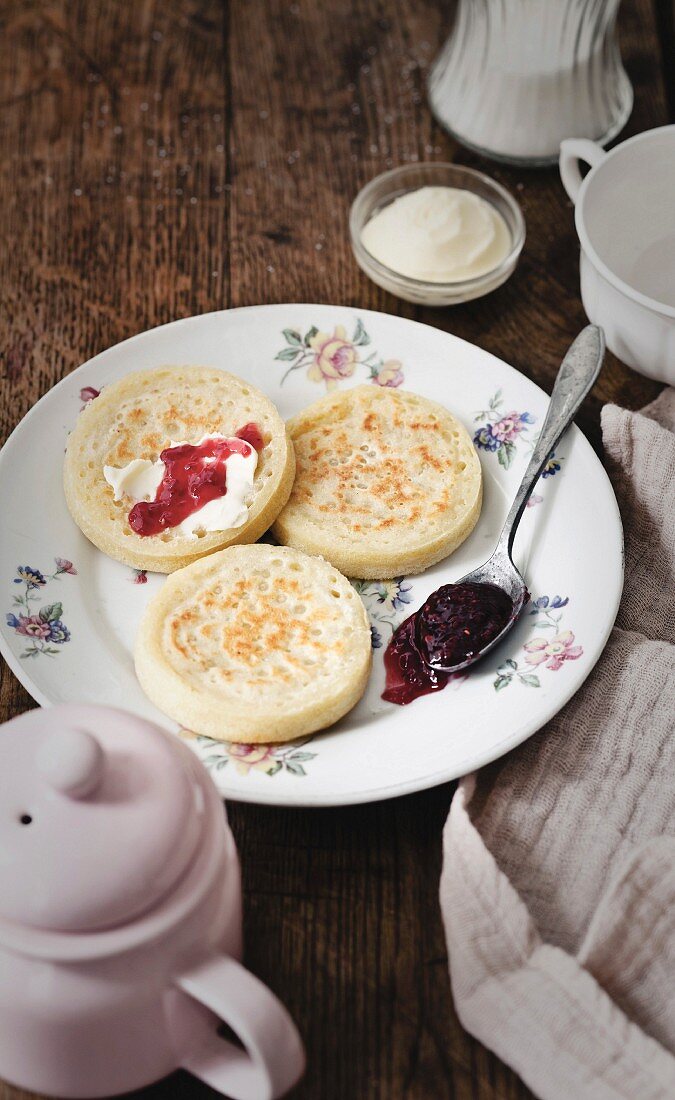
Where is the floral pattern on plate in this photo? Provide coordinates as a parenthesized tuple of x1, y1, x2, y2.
(5, 559, 77, 659)
(275, 318, 405, 390)
(542, 452, 563, 478)
(525, 452, 564, 508)
(184, 733, 318, 778)
(494, 596, 582, 690)
(473, 390, 535, 470)
(351, 577, 413, 649)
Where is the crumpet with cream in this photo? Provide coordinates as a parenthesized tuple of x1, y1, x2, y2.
(63, 366, 295, 573)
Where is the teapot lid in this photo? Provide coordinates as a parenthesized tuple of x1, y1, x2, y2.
(0, 705, 207, 933)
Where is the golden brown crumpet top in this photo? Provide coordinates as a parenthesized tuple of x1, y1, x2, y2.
(272, 384, 482, 578)
(135, 543, 372, 743)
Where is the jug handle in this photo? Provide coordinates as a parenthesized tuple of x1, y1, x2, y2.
(176, 954, 305, 1100)
(559, 139, 606, 203)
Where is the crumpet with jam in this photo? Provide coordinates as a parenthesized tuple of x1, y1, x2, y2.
(63, 366, 295, 573)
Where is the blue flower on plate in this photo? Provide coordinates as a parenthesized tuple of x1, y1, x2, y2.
(542, 454, 561, 478)
(529, 595, 569, 614)
(14, 566, 46, 589)
(392, 580, 413, 612)
(47, 620, 70, 644)
(372, 579, 411, 610)
(473, 425, 500, 452)
(370, 625, 383, 649)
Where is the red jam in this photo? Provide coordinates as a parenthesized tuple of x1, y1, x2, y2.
(128, 425, 263, 537)
(382, 582, 515, 706)
(235, 422, 265, 452)
(382, 614, 452, 706)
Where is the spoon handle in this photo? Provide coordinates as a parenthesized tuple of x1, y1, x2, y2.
(497, 325, 605, 558)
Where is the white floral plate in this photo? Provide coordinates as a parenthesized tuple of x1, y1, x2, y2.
(0, 305, 623, 807)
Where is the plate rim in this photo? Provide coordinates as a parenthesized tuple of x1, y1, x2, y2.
(0, 304, 624, 806)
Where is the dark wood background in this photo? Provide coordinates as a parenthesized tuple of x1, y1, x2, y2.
(0, 1, 671, 1097)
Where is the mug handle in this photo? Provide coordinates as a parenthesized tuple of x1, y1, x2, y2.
(559, 139, 606, 204)
(176, 954, 305, 1100)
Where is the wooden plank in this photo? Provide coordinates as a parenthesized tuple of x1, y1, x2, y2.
(0, 1, 670, 1097)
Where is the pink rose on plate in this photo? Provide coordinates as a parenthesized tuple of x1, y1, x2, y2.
(228, 743, 278, 775)
(307, 325, 358, 389)
(14, 615, 51, 640)
(523, 630, 583, 671)
(373, 360, 404, 388)
(55, 558, 77, 575)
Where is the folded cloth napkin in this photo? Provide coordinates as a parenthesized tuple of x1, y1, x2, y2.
(440, 389, 675, 1100)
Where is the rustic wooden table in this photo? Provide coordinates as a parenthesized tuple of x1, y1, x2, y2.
(0, 2, 672, 1097)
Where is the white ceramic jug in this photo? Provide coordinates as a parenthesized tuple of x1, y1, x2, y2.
(0, 704, 305, 1099)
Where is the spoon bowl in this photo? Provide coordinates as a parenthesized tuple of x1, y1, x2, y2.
(416, 559, 529, 674)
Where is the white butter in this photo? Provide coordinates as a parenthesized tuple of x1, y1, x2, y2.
(360, 186, 511, 283)
(103, 458, 164, 502)
(103, 436, 258, 539)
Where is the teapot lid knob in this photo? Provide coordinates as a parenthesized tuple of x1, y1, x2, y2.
(36, 728, 104, 799)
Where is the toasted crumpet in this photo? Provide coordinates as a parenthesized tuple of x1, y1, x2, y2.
(272, 384, 482, 578)
(135, 544, 372, 743)
(63, 366, 295, 572)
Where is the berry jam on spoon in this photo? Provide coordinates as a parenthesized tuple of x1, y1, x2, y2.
(383, 326, 605, 705)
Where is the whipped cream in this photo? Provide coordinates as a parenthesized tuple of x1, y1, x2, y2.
(103, 436, 258, 539)
(104, 458, 164, 503)
(361, 186, 511, 283)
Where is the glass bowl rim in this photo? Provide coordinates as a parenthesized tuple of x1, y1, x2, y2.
(349, 162, 526, 294)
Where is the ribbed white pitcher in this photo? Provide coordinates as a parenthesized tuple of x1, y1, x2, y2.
(429, 0, 633, 166)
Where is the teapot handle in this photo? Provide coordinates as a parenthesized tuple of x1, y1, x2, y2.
(176, 954, 305, 1100)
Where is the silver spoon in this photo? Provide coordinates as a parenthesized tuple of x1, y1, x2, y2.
(416, 324, 605, 675)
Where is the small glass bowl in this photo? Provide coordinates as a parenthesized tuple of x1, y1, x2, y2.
(349, 162, 526, 306)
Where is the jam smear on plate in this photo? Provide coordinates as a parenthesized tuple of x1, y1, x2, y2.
(129, 424, 263, 537)
(382, 581, 514, 706)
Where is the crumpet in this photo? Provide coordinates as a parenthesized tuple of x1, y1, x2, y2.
(135, 544, 372, 743)
(63, 366, 295, 572)
(272, 384, 482, 578)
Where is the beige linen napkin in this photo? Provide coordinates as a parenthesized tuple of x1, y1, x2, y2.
(440, 389, 675, 1100)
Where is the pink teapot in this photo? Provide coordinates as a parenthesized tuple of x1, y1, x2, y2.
(0, 704, 305, 1099)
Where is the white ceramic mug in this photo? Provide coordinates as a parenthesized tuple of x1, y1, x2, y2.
(560, 125, 675, 383)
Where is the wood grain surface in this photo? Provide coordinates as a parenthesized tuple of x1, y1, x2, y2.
(0, 1, 671, 1097)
